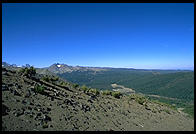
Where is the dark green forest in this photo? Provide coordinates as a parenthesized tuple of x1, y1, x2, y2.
(58, 69, 194, 102)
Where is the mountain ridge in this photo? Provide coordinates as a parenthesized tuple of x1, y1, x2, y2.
(2, 61, 194, 71)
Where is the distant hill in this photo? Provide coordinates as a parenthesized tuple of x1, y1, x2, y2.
(57, 68, 194, 102)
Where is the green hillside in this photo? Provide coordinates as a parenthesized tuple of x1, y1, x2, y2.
(58, 69, 194, 102)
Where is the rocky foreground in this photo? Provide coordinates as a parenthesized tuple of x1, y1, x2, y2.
(2, 67, 194, 131)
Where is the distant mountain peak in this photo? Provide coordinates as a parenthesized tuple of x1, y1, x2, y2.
(46, 63, 107, 74)
(57, 64, 62, 68)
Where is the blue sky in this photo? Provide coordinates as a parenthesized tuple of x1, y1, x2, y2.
(2, 3, 194, 69)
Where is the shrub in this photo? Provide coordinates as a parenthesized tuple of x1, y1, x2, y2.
(136, 95, 147, 105)
(41, 75, 59, 82)
(89, 88, 100, 96)
(51, 76, 59, 81)
(73, 83, 79, 88)
(111, 91, 122, 99)
(129, 94, 148, 105)
(61, 82, 67, 87)
(42, 76, 50, 82)
(81, 85, 89, 93)
(164, 109, 171, 114)
(19, 66, 36, 78)
(102, 90, 112, 95)
(19, 68, 25, 73)
(136, 97, 146, 105)
(129, 94, 137, 100)
(34, 85, 45, 93)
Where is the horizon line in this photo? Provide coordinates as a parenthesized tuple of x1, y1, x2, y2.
(2, 61, 194, 71)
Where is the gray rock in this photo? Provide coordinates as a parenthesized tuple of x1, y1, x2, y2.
(90, 95, 96, 100)
(60, 105, 65, 109)
(11, 98, 17, 102)
(32, 92, 36, 96)
(72, 107, 78, 112)
(13, 89, 21, 96)
(36, 104, 41, 107)
(8, 84, 14, 87)
(37, 112, 42, 116)
(145, 106, 151, 111)
(29, 114, 34, 118)
(57, 101, 62, 106)
(80, 104, 90, 112)
(50, 97, 54, 101)
(42, 110, 49, 114)
(15, 83, 21, 89)
(2, 72, 7, 75)
(22, 99, 28, 104)
(29, 102, 34, 105)
(2, 104, 10, 116)
(42, 123, 48, 128)
(25, 90, 31, 98)
(87, 99, 93, 103)
(46, 107, 51, 111)
(2, 84, 8, 91)
(14, 109, 24, 117)
(24, 110, 31, 115)
(43, 115, 51, 122)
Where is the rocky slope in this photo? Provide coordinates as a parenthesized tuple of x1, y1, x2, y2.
(2, 67, 194, 131)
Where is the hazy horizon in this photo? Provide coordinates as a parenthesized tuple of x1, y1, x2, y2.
(2, 61, 194, 71)
(2, 3, 194, 70)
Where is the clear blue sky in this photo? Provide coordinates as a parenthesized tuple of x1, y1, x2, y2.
(2, 3, 194, 69)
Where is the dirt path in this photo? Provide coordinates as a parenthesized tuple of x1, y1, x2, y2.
(111, 83, 135, 93)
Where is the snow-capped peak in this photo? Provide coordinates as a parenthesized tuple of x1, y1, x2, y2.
(57, 65, 62, 68)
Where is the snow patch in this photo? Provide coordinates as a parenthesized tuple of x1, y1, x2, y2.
(57, 65, 62, 68)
